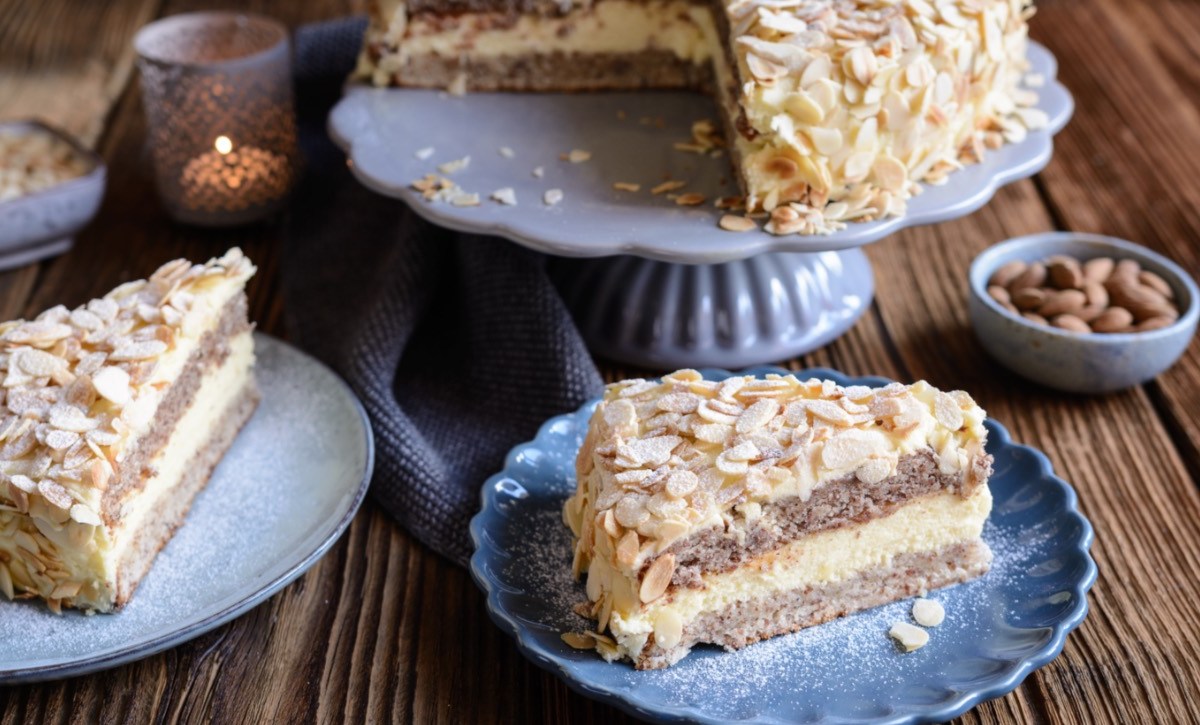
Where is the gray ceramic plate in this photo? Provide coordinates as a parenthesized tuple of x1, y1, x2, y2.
(328, 43, 1072, 264)
(0, 334, 374, 684)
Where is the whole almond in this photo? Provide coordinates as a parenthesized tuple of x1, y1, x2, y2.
(1047, 260, 1084, 289)
(1051, 314, 1091, 333)
(987, 285, 1012, 306)
(1076, 304, 1106, 323)
(1039, 289, 1087, 317)
(1106, 277, 1166, 311)
(1129, 300, 1180, 323)
(1138, 270, 1174, 299)
(1083, 281, 1109, 309)
(1091, 306, 1134, 332)
(1022, 312, 1048, 326)
(989, 260, 1027, 289)
(1002, 301, 1020, 315)
(1083, 257, 1115, 283)
(1137, 316, 1176, 332)
(1113, 258, 1141, 280)
(1012, 287, 1047, 310)
(1010, 262, 1047, 291)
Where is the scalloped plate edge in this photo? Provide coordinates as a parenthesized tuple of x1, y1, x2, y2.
(469, 366, 1097, 724)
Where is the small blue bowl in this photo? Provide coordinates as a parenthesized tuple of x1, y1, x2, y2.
(969, 232, 1199, 394)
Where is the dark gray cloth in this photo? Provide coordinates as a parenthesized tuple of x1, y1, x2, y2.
(282, 18, 603, 566)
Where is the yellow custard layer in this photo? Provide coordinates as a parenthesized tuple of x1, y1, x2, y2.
(604, 487, 991, 661)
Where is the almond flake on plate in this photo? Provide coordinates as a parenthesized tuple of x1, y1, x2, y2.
(437, 156, 470, 174)
(414, 147, 435, 160)
(651, 180, 687, 195)
(562, 149, 591, 163)
(613, 182, 641, 192)
(544, 189, 563, 206)
(490, 187, 517, 206)
(498, 146, 515, 158)
(532, 166, 545, 178)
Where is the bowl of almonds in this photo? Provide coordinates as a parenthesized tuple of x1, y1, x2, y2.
(969, 232, 1198, 393)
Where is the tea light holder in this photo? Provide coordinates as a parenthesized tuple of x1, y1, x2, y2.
(135, 12, 297, 226)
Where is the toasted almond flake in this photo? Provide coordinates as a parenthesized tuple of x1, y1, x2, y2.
(821, 431, 881, 470)
(719, 214, 757, 232)
(639, 553, 675, 603)
(616, 530, 640, 566)
(653, 608, 684, 649)
(69, 503, 103, 526)
(437, 156, 470, 174)
(9, 474, 35, 493)
(563, 149, 591, 163)
(665, 470, 699, 498)
(544, 188, 564, 206)
(38, 479, 74, 509)
(414, 147, 435, 160)
(933, 391, 964, 430)
(92, 366, 131, 405)
(109, 340, 168, 361)
(889, 621, 929, 652)
(490, 187, 517, 206)
(561, 632, 596, 649)
(856, 457, 892, 484)
(0, 565, 12, 600)
(912, 598, 945, 627)
(612, 182, 641, 192)
(675, 193, 706, 207)
(651, 180, 687, 195)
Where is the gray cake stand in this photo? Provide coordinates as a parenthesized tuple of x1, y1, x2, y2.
(329, 43, 1072, 368)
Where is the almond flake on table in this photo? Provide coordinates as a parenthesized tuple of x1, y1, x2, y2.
(498, 146, 515, 158)
(544, 189, 563, 206)
(437, 156, 470, 174)
(651, 180, 687, 195)
(414, 147, 435, 160)
(490, 187, 517, 205)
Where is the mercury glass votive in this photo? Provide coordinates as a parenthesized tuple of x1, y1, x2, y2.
(135, 12, 298, 226)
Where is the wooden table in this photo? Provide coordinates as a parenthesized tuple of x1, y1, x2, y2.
(2, 0, 1199, 722)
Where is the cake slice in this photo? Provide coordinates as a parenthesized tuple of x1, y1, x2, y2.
(0, 249, 258, 613)
(358, 0, 1044, 233)
(563, 370, 992, 668)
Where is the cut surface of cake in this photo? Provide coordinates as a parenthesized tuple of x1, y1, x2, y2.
(357, 0, 1046, 234)
(0, 249, 258, 613)
(563, 370, 992, 668)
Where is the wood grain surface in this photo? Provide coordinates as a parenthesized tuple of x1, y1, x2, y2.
(1, 0, 1199, 721)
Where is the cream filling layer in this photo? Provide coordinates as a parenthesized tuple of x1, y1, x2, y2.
(381, 1, 717, 63)
(11, 331, 255, 609)
(603, 487, 991, 659)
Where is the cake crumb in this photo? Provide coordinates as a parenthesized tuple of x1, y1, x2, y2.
(888, 622, 929, 652)
(911, 598, 945, 627)
(491, 187, 517, 206)
(544, 188, 563, 206)
(532, 166, 545, 178)
(414, 147, 435, 160)
(447, 72, 468, 96)
(498, 146, 515, 158)
(562, 149, 591, 163)
(437, 156, 470, 174)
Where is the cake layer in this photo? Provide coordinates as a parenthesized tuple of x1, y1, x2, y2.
(600, 486, 991, 664)
(635, 539, 992, 669)
(663, 447, 991, 588)
(361, 0, 717, 89)
(112, 330, 258, 606)
(103, 293, 252, 521)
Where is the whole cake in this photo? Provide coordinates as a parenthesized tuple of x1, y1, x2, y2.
(563, 370, 992, 668)
(0, 249, 258, 613)
(357, 0, 1046, 234)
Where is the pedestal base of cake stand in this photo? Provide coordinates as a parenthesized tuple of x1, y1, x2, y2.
(550, 249, 874, 370)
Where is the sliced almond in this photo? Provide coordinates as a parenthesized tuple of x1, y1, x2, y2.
(639, 553, 676, 603)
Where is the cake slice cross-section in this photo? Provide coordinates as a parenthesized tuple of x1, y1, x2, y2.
(564, 370, 993, 668)
(0, 249, 258, 613)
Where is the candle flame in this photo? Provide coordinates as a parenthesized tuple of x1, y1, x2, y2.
(214, 136, 233, 155)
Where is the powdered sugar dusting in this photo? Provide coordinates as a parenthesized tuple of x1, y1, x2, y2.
(0, 335, 370, 678)
(482, 405, 1089, 720)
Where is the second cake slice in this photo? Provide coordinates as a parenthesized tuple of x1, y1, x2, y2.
(564, 370, 993, 668)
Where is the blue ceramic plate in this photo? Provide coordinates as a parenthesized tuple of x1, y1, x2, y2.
(470, 367, 1096, 724)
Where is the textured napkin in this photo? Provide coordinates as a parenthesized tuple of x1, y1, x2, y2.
(282, 18, 604, 566)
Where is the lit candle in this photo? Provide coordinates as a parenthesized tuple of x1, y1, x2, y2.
(180, 135, 290, 214)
